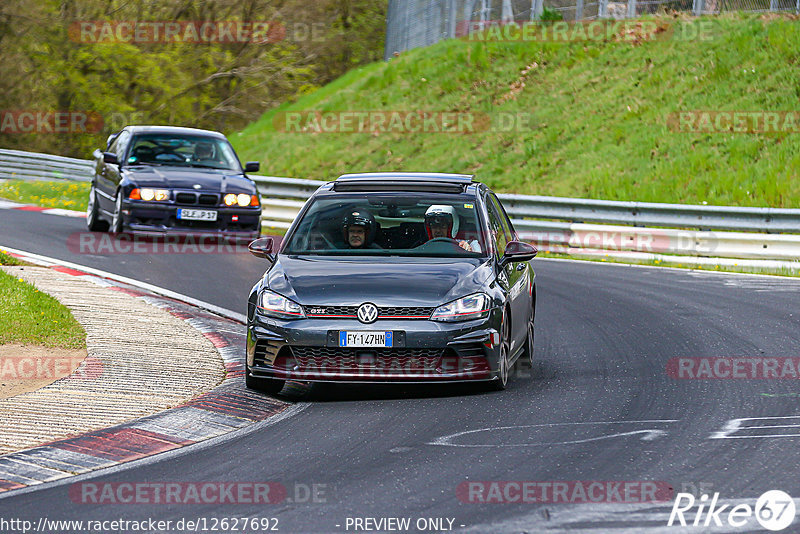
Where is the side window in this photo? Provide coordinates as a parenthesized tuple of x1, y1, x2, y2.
(490, 194, 515, 243)
(114, 131, 131, 161)
(484, 195, 508, 257)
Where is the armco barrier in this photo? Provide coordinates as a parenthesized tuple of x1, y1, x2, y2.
(3, 148, 800, 260)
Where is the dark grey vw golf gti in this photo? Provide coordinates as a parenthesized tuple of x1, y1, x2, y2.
(87, 125, 262, 239)
(246, 173, 537, 394)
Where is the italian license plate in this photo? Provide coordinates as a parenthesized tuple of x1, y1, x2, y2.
(177, 209, 217, 221)
(339, 331, 393, 348)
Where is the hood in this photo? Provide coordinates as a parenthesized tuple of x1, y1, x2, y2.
(124, 166, 255, 193)
(265, 256, 494, 307)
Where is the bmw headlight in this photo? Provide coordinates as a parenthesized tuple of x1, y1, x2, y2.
(257, 290, 305, 320)
(430, 293, 490, 322)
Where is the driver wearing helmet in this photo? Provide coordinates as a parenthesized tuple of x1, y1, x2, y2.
(194, 142, 215, 161)
(342, 209, 380, 249)
(424, 205, 480, 252)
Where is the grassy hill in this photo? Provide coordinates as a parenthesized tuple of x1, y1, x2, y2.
(232, 14, 800, 207)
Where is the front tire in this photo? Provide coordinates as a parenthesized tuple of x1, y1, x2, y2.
(245, 368, 285, 395)
(86, 186, 109, 232)
(488, 311, 511, 391)
(110, 192, 124, 233)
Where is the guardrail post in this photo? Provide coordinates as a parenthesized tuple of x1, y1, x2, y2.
(627, 0, 637, 17)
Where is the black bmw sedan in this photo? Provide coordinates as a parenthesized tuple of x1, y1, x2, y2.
(245, 172, 537, 394)
(87, 125, 262, 239)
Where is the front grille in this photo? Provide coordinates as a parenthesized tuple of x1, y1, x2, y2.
(199, 194, 218, 206)
(175, 192, 197, 205)
(306, 306, 434, 319)
(288, 347, 443, 372)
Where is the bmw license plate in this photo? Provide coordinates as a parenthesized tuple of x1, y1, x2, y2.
(339, 331, 393, 348)
(177, 209, 217, 221)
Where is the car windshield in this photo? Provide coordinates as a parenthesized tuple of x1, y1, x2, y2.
(282, 194, 487, 257)
(126, 134, 241, 170)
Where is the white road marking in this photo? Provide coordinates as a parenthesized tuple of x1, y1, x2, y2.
(428, 420, 678, 448)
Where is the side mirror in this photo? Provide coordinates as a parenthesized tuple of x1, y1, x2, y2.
(500, 240, 538, 266)
(244, 161, 260, 173)
(103, 152, 119, 164)
(248, 237, 274, 260)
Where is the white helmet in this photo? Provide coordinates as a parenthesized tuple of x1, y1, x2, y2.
(425, 205, 459, 239)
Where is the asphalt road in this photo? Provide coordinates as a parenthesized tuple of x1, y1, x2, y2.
(2, 207, 800, 533)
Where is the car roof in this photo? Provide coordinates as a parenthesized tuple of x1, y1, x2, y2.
(328, 172, 480, 194)
(336, 172, 475, 184)
(123, 125, 227, 139)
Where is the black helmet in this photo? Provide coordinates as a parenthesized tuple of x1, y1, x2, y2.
(342, 209, 376, 245)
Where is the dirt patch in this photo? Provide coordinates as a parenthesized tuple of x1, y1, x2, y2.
(0, 344, 87, 400)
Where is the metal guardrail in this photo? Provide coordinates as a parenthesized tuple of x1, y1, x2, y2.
(0, 149, 93, 182)
(251, 176, 800, 235)
(2, 149, 800, 242)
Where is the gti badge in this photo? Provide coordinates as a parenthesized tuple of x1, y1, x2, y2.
(357, 303, 379, 324)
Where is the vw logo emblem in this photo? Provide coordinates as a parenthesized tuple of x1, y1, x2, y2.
(357, 303, 379, 324)
(193, 184, 202, 190)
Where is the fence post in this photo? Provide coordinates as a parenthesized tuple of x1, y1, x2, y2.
(447, 0, 457, 38)
(598, 0, 608, 18)
(627, 0, 637, 17)
(531, 0, 544, 19)
(692, 0, 705, 15)
(797, 0, 799, 14)
(576, 0, 584, 20)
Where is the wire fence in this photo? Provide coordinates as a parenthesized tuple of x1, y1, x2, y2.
(385, 0, 800, 58)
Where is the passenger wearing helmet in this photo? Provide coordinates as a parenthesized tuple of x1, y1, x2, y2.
(424, 205, 480, 252)
(342, 209, 380, 249)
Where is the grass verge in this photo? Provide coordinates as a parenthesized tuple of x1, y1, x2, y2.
(233, 14, 800, 207)
(0, 180, 89, 211)
(0, 267, 86, 349)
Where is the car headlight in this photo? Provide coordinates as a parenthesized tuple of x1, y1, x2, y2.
(223, 193, 237, 206)
(430, 293, 490, 322)
(257, 290, 305, 320)
(130, 188, 169, 201)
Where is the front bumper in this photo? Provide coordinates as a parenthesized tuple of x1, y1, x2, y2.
(121, 200, 261, 239)
(246, 315, 501, 383)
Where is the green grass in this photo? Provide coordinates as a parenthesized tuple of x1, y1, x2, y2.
(0, 250, 25, 266)
(0, 268, 86, 349)
(0, 180, 89, 211)
(232, 14, 800, 207)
